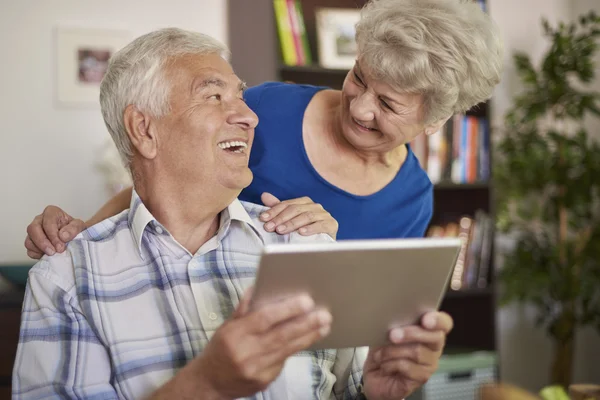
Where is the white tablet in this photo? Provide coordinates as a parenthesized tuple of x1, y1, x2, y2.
(251, 237, 461, 350)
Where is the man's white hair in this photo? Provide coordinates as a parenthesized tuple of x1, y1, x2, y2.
(99, 27, 229, 168)
(355, 0, 504, 124)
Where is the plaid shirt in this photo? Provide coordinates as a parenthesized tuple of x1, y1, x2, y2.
(13, 191, 366, 399)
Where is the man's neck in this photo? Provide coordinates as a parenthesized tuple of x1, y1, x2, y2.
(134, 174, 237, 255)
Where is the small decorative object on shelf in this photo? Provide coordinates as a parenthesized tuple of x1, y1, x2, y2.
(407, 350, 497, 400)
(315, 7, 361, 69)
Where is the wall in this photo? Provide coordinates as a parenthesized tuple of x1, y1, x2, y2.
(490, 0, 600, 391)
(228, 0, 278, 86)
(0, 0, 228, 264)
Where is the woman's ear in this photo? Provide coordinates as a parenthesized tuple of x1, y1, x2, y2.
(123, 105, 158, 160)
(425, 116, 452, 136)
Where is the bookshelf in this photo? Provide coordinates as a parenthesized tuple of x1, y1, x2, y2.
(228, 0, 498, 355)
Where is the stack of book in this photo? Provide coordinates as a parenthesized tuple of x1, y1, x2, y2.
(411, 115, 490, 184)
(427, 210, 494, 291)
(273, 0, 312, 66)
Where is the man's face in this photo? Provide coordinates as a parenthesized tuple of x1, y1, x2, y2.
(153, 53, 258, 193)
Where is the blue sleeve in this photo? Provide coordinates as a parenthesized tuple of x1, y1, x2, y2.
(407, 186, 433, 237)
(243, 82, 282, 114)
(243, 85, 263, 113)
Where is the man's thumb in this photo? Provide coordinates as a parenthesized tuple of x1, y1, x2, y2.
(260, 192, 281, 207)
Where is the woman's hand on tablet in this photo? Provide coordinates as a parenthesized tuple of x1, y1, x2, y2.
(362, 311, 454, 400)
(259, 192, 339, 239)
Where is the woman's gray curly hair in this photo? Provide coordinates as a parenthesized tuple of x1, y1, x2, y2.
(355, 0, 504, 123)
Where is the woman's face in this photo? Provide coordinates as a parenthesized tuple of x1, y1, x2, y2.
(339, 61, 443, 153)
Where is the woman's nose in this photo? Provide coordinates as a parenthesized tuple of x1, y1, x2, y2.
(349, 92, 376, 121)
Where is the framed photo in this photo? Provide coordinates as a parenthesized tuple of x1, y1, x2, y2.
(56, 27, 130, 107)
(315, 8, 361, 70)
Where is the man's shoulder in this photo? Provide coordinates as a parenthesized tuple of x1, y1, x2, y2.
(28, 210, 133, 292)
(74, 209, 131, 244)
(239, 200, 270, 221)
(239, 200, 335, 245)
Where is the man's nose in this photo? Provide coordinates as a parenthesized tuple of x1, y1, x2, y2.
(229, 101, 259, 130)
(350, 92, 376, 121)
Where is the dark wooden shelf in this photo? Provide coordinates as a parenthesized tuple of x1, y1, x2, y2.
(279, 64, 349, 74)
(434, 182, 490, 190)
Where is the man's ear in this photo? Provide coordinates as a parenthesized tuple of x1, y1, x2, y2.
(424, 115, 452, 136)
(123, 104, 158, 160)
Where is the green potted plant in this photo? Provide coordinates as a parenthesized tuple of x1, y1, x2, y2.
(494, 10, 600, 389)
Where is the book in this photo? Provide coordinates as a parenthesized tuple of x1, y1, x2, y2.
(273, 0, 297, 66)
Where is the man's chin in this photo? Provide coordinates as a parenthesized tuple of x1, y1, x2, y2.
(224, 169, 253, 192)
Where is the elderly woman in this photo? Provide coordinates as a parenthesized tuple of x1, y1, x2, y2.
(25, 0, 502, 249)
(242, 0, 503, 240)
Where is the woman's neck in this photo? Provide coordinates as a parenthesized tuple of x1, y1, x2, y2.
(302, 90, 409, 196)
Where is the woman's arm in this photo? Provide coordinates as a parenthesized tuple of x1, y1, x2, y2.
(86, 186, 133, 226)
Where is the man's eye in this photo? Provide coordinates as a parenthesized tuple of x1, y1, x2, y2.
(208, 94, 221, 101)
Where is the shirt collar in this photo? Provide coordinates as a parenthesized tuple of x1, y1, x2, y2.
(128, 190, 265, 256)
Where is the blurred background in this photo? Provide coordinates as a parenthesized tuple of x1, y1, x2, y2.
(0, 0, 599, 399)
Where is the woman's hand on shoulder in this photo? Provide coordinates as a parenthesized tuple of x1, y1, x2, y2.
(259, 193, 339, 240)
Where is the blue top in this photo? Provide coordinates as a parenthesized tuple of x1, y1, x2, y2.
(240, 82, 433, 240)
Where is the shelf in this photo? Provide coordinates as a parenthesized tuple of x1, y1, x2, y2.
(278, 64, 349, 75)
(434, 182, 490, 190)
(444, 287, 494, 299)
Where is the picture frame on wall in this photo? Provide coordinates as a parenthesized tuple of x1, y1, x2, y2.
(55, 27, 130, 107)
(315, 8, 361, 70)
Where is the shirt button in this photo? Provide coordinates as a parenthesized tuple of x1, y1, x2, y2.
(208, 312, 218, 321)
(155, 226, 164, 234)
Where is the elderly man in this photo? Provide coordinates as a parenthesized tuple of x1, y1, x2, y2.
(14, 28, 451, 400)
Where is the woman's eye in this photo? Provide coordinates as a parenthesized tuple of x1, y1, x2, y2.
(353, 71, 365, 86)
(380, 99, 392, 110)
(208, 94, 221, 101)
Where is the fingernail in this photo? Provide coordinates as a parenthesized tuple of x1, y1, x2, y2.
(265, 222, 275, 231)
(390, 328, 404, 342)
(60, 231, 70, 240)
(299, 295, 315, 311)
(424, 313, 437, 329)
(45, 247, 55, 256)
(276, 224, 286, 233)
(317, 309, 332, 325)
(261, 213, 270, 220)
(319, 325, 331, 337)
(299, 227, 307, 234)
(55, 243, 64, 252)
